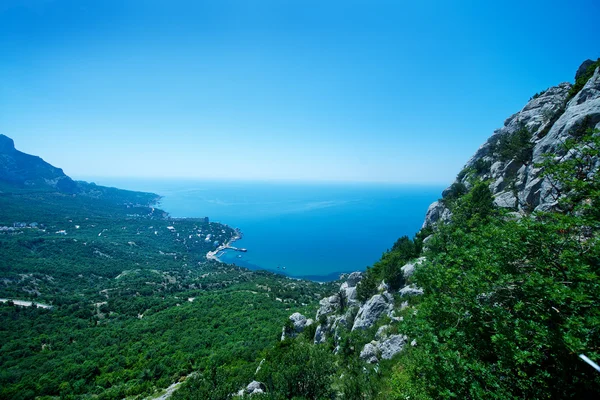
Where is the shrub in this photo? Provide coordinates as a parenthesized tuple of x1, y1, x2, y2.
(496, 124, 533, 164)
(567, 58, 600, 100)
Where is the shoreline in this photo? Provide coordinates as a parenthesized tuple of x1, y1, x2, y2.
(204, 228, 353, 282)
(205, 228, 243, 263)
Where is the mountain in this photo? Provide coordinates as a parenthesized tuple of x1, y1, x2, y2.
(1, 60, 599, 400)
(0, 135, 162, 223)
(0, 134, 78, 193)
(425, 58, 600, 226)
(0, 134, 338, 399)
(246, 60, 600, 400)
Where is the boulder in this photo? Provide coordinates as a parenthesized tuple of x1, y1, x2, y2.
(314, 324, 326, 344)
(399, 285, 424, 297)
(281, 312, 312, 340)
(345, 271, 363, 287)
(379, 334, 408, 360)
(494, 191, 517, 208)
(245, 381, 266, 395)
(352, 294, 393, 331)
(359, 342, 380, 364)
(315, 295, 340, 320)
(400, 257, 426, 280)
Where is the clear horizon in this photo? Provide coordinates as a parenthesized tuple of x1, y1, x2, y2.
(1, 0, 599, 184)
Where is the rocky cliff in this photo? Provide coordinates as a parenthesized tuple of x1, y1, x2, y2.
(424, 59, 600, 227)
(275, 58, 600, 376)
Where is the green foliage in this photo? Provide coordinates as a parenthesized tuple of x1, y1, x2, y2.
(387, 128, 600, 399)
(440, 181, 468, 206)
(567, 59, 600, 100)
(357, 235, 421, 300)
(0, 187, 337, 399)
(356, 267, 378, 302)
(539, 128, 600, 220)
(496, 124, 534, 164)
(257, 340, 335, 399)
(473, 158, 492, 175)
(449, 180, 496, 227)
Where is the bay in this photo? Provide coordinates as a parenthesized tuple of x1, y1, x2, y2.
(88, 178, 444, 280)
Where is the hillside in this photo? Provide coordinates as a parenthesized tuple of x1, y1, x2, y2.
(199, 60, 600, 399)
(0, 138, 338, 399)
(1, 59, 599, 400)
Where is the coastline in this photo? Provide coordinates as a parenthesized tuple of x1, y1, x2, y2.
(204, 226, 353, 282)
(205, 228, 243, 263)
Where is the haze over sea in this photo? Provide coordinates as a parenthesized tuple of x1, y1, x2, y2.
(89, 179, 444, 280)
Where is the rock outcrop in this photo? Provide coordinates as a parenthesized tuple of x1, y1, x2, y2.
(359, 334, 408, 364)
(352, 293, 394, 331)
(398, 285, 424, 298)
(360, 342, 380, 364)
(281, 312, 313, 340)
(424, 61, 600, 227)
(400, 257, 426, 280)
(236, 381, 266, 397)
(379, 334, 408, 360)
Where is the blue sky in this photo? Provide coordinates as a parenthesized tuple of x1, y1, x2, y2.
(1, 0, 598, 184)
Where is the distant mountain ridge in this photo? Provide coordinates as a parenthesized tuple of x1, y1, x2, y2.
(0, 134, 78, 193)
(0, 134, 160, 208)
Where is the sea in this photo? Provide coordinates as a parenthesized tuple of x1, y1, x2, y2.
(87, 179, 445, 281)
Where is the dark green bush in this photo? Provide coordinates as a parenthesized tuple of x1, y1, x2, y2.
(496, 124, 533, 164)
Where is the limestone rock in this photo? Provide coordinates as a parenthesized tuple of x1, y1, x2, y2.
(245, 381, 266, 395)
(399, 285, 424, 297)
(352, 294, 394, 331)
(316, 295, 340, 320)
(494, 191, 517, 208)
(400, 257, 426, 280)
(377, 281, 389, 292)
(281, 312, 312, 340)
(344, 271, 363, 287)
(379, 334, 408, 360)
(423, 62, 600, 222)
(360, 342, 380, 364)
(314, 323, 327, 344)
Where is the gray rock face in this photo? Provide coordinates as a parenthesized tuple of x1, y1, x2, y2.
(245, 381, 266, 395)
(314, 323, 326, 344)
(352, 294, 394, 331)
(379, 334, 408, 360)
(423, 200, 452, 228)
(359, 342, 380, 364)
(424, 64, 600, 227)
(399, 285, 424, 297)
(344, 271, 363, 287)
(359, 334, 408, 363)
(401, 257, 426, 280)
(281, 312, 313, 340)
(316, 295, 340, 320)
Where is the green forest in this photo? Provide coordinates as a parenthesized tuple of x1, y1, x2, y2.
(0, 184, 338, 399)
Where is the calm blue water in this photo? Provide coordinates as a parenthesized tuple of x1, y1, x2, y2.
(88, 179, 443, 280)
